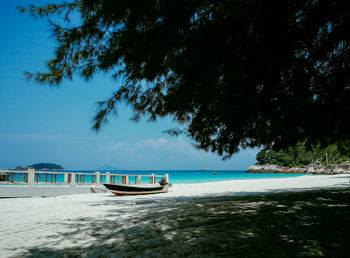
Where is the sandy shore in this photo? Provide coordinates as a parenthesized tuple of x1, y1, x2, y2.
(167, 174, 350, 197)
(0, 175, 349, 257)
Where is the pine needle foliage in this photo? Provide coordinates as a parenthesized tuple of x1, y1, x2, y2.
(20, 0, 350, 158)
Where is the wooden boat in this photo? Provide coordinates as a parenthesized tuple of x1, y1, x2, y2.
(103, 183, 169, 196)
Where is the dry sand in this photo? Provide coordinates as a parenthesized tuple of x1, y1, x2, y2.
(0, 174, 349, 257)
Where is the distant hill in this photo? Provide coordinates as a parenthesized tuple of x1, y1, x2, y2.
(28, 163, 64, 170)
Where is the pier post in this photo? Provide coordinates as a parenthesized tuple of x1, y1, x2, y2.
(165, 174, 169, 183)
(64, 173, 68, 184)
(70, 173, 76, 186)
(96, 172, 100, 185)
(138, 175, 141, 184)
(28, 169, 35, 186)
(106, 172, 110, 184)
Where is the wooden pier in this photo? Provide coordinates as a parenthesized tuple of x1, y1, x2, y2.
(0, 169, 169, 187)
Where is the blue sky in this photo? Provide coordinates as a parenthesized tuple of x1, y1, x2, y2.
(0, 1, 258, 170)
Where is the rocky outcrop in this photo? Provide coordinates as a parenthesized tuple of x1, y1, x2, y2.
(246, 163, 350, 174)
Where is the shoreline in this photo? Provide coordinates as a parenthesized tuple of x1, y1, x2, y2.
(247, 163, 350, 175)
(167, 174, 350, 198)
(0, 175, 349, 257)
(246, 170, 350, 175)
(0, 174, 349, 198)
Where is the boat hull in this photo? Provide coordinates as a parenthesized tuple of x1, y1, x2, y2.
(103, 183, 169, 196)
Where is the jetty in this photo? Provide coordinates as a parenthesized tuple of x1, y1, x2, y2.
(0, 169, 169, 198)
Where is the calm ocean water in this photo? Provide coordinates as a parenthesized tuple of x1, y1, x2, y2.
(122, 170, 304, 183)
(65, 170, 303, 184)
(5, 170, 304, 184)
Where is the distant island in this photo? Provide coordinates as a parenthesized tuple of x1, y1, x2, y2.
(247, 141, 350, 174)
(11, 163, 64, 171)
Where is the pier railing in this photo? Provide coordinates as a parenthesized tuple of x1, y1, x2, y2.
(0, 169, 169, 187)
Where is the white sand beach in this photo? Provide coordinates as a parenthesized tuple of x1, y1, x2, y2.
(0, 174, 349, 257)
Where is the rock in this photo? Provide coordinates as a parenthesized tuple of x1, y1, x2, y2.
(288, 167, 307, 173)
(105, 238, 119, 249)
(247, 164, 284, 173)
(246, 165, 265, 172)
(307, 167, 316, 173)
(336, 161, 350, 170)
(263, 164, 283, 173)
(247, 162, 350, 174)
(333, 169, 343, 174)
(335, 162, 350, 173)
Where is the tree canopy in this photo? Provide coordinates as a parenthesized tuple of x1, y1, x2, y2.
(20, 0, 350, 158)
(10, 163, 64, 171)
(29, 163, 64, 170)
(256, 141, 350, 167)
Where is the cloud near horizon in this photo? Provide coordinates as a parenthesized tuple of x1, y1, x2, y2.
(105, 137, 258, 170)
(109, 137, 214, 160)
(0, 134, 257, 170)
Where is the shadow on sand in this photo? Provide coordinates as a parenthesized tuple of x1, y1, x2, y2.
(24, 189, 350, 257)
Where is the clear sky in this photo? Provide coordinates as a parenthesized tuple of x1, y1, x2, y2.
(0, 0, 258, 170)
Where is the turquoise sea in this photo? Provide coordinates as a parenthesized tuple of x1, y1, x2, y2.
(121, 170, 304, 183)
(4, 170, 304, 184)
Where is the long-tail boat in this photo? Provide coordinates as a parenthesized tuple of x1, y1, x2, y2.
(103, 180, 170, 196)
